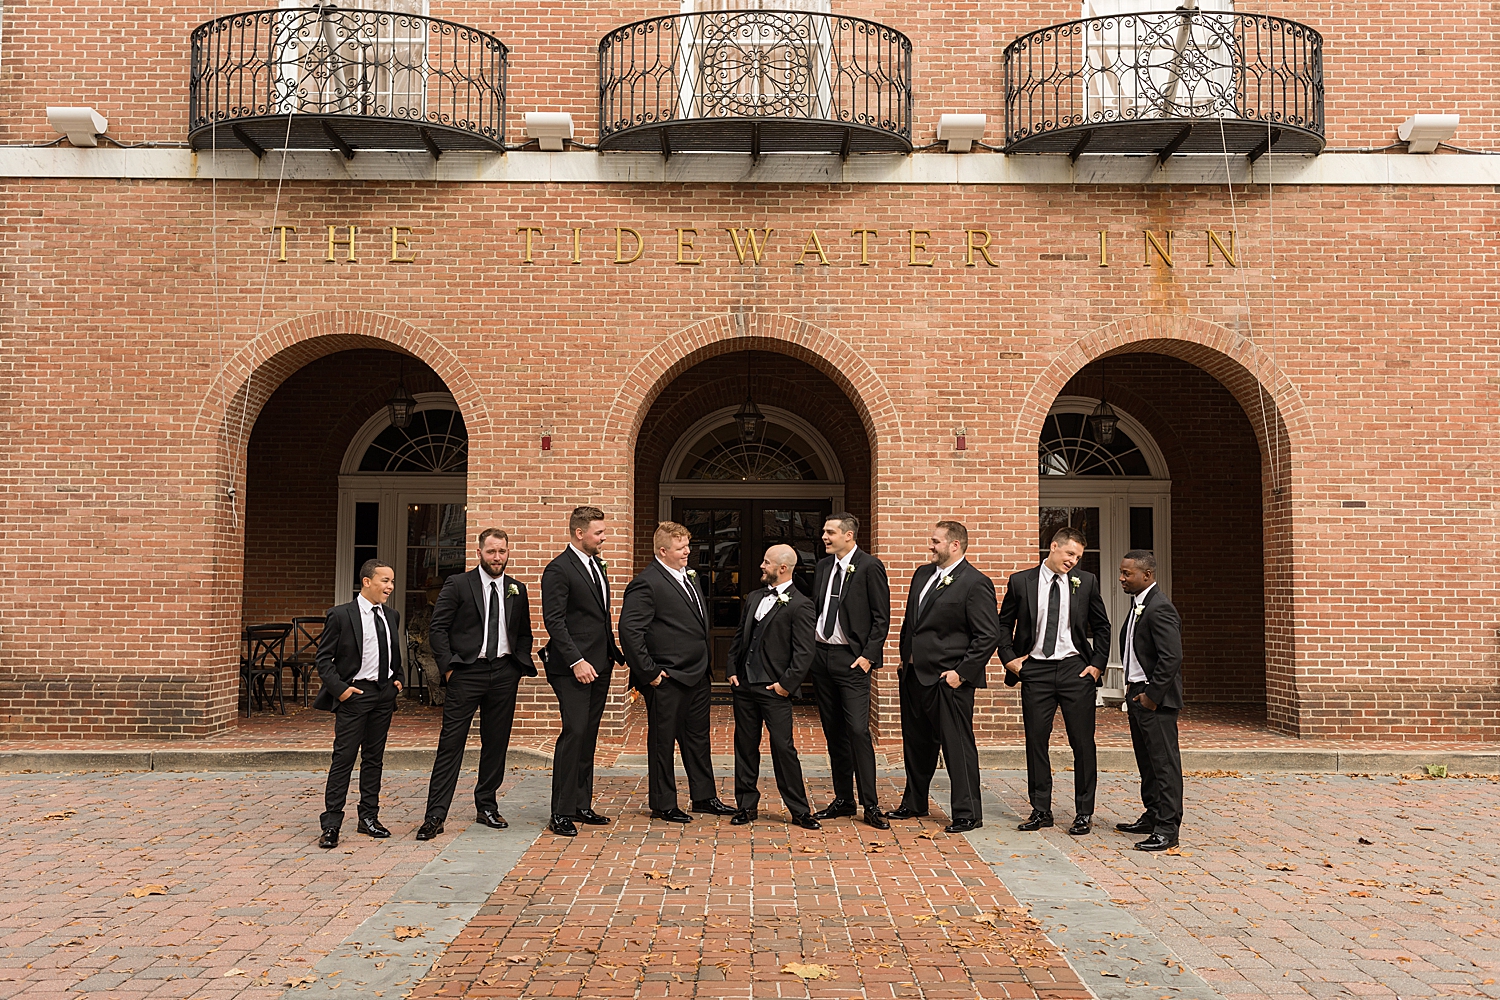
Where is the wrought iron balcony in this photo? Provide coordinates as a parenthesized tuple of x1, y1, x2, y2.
(598, 10, 912, 158)
(1003, 9, 1323, 160)
(190, 7, 507, 158)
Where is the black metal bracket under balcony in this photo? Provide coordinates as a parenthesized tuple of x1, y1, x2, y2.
(1003, 8, 1323, 161)
(598, 10, 912, 159)
(190, 6, 507, 158)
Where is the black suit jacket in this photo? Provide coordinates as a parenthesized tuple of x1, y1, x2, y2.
(998, 565, 1112, 687)
(898, 560, 1000, 688)
(811, 548, 891, 666)
(727, 585, 816, 696)
(428, 568, 536, 677)
(312, 600, 402, 711)
(1121, 586, 1184, 710)
(619, 560, 711, 690)
(540, 548, 624, 678)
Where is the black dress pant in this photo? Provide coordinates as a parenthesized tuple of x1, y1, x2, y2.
(424, 657, 523, 822)
(547, 667, 611, 817)
(641, 670, 717, 811)
(1127, 682, 1183, 836)
(898, 667, 981, 823)
(810, 644, 879, 809)
(320, 679, 398, 831)
(1020, 654, 1098, 816)
(732, 682, 810, 816)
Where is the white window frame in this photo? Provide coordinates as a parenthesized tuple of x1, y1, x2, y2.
(677, 0, 835, 122)
(1082, 0, 1237, 123)
(275, 0, 430, 120)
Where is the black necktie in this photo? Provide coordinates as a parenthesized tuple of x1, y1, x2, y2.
(821, 563, 843, 640)
(1042, 575, 1061, 658)
(588, 558, 605, 602)
(486, 581, 501, 659)
(1123, 599, 1137, 674)
(682, 575, 702, 619)
(372, 606, 390, 685)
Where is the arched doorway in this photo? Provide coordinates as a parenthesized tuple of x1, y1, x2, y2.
(634, 348, 872, 693)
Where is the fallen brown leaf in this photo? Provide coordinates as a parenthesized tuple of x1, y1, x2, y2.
(126, 885, 167, 898)
(223, 969, 249, 978)
(783, 962, 836, 980)
(665, 882, 690, 890)
(1348, 891, 1372, 897)
(505, 955, 527, 964)
(1265, 863, 1296, 871)
(42, 810, 77, 821)
(392, 926, 427, 941)
(285, 975, 318, 988)
(644, 870, 669, 880)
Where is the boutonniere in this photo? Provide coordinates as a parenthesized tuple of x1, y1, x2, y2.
(844, 563, 857, 578)
(597, 558, 608, 570)
(506, 583, 520, 598)
(1070, 576, 1081, 593)
(776, 592, 791, 606)
(685, 568, 697, 580)
(936, 572, 954, 590)
(1133, 604, 1145, 618)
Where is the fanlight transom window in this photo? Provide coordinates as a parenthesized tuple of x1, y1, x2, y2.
(358, 407, 468, 473)
(1039, 411, 1151, 477)
(676, 420, 829, 481)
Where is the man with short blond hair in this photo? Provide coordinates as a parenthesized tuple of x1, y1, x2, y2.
(620, 521, 732, 822)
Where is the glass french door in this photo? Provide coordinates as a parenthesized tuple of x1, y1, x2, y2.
(673, 498, 831, 693)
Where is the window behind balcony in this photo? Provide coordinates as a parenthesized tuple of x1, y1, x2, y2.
(677, 0, 835, 122)
(1081, 0, 1238, 124)
(274, 0, 430, 121)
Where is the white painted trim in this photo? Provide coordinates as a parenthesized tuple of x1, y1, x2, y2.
(339, 392, 459, 475)
(6, 147, 1500, 185)
(659, 404, 845, 485)
(1044, 395, 1170, 481)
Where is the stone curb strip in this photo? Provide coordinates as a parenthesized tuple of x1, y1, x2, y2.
(1, 745, 1494, 774)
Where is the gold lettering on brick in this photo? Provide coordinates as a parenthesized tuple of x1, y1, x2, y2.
(390, 226, 416, 263)
(326, 225, 357, 263)
(725, 228, 773, 265)
(1098, 230, 1109, 267)
(270, 225, 296, 263)
(676, 228, 703, 266)
(908, 229, 935, 267)
(615, 227, 643, 264)
(571, 227, 583, 264)
(852, 228, 877, 266)
(1143, 229, 1174, 267)
(516, 226, 543, 264)
(964, 229, 998, 267)
(1206, 229, 1239, 267)
(795, 230, 831, 266)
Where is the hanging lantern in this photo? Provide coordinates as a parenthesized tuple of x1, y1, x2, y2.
(734, 394, 764, 442)
(386, 375, 416, 429)
(1090, 398, 1118, 445)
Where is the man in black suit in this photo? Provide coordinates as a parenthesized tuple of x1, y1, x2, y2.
(888, 521, 1000, 834)
(540, 506, 625, 837)
(416, 528, 535, 841)
(1116, 549, 1185, 851)
(619, 521, 734, 822)
(808, 512, 890, 830)
(314, 559, 404, 849)
(726, 544, 820, 829)
(998, 526, 1113, 836)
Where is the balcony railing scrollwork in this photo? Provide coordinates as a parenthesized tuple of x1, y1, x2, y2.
(598, 10, 912, 158)
(1003, 9, 1323, 160)
(190, 6, 508, 158)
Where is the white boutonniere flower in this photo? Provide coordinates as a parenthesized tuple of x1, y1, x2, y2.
(507, 583, 520, 597)
(597, 558, 608, 570)
(1070, 576, 1081, 592)
(776, 592, 791, 606)
(685, 568, 697, 579)
(1133, 604, 1145, 617)
(936, 573, 954, 590)
(844, 563, 857, 577)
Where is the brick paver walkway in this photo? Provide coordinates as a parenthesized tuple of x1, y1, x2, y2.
(408, 776, 1086, 1000)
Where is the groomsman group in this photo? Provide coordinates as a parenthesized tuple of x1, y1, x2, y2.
(314, 509, 1185, 852)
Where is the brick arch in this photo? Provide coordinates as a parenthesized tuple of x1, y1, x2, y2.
(602, 313, 901, 456)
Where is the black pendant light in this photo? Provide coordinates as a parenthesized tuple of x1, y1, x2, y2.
(386, 364, 416, 429)
(733, 349, 763, 442)
(1090, 357, 1118, 446)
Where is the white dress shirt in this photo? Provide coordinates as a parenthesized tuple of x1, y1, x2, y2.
(817, 546, 857, 644)
(1028, 562, 1080, 661)
(657, 558, 703, 615)
(1124, 583, 1157, 683)
(354, 594, 396, 682)
(918, 557, 966, 606)
(570, 544, 607, 604)
(478, 566, 511, 658)
(756, 579, 795, 620)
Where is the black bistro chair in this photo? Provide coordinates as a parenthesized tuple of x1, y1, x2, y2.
(406, 636, 429, 705)
(241, 623, 292, 716)
(283, 616, 324, 706)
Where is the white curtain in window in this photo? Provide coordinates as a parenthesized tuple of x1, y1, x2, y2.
(1082, 0, 1238, 123)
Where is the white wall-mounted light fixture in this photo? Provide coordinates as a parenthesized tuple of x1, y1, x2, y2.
(46, 107, 108, 147)
(1398, 113, 1459, 153)
(936, 113, 986, 153)
(525, 111, 575, 151)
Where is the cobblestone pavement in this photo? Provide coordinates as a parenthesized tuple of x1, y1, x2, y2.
(982, 770, 1500, 1000)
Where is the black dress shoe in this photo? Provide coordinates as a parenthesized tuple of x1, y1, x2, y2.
(318, 828, 339, 849)
(812, 798, 856, 820)
(357, 818, 391, 838)
(944, 818, 983, 834)
(1135, 832, 1179, 852)
(863, 808, 890, 831)
(415, 820, 444, 841)
(885, 805, 928, 820)
(574, 808, 610, 826)
(548, 815, 578, 837)
(475, 809, 508, 829)
(1067, 815, 1093, 836)
(651, 807, 693, 823)
(1017, 811, 1054, 831)
(1115, 814, 1156, 835)
(730, 808, 757, 826)
(790, 814, 822, 830)
(691, 797, 736, 816)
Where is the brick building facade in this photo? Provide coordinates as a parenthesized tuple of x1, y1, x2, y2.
(1, 1, 1496, 742)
